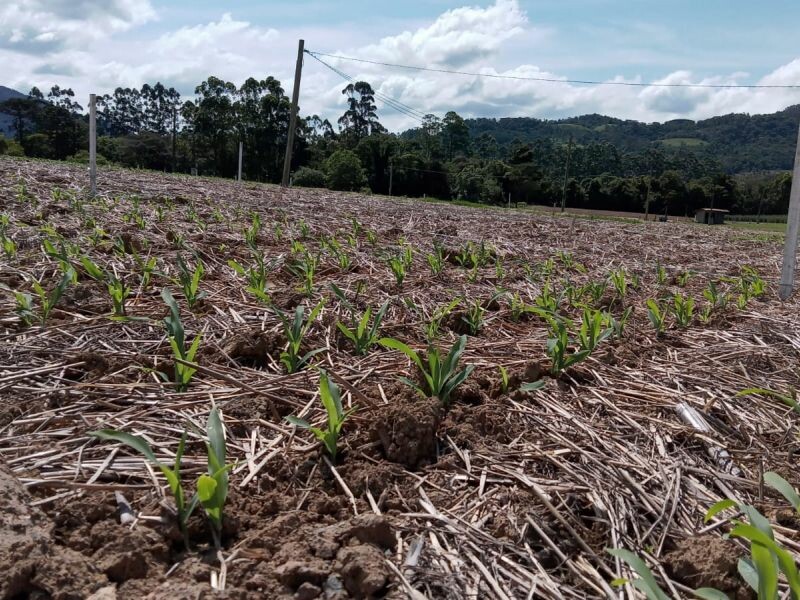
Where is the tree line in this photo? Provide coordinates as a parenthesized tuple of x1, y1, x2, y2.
(0, 76, 793, 216)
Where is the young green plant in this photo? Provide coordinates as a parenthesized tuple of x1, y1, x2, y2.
(275, 301, 326, 373)
(380, 334, 474, 406)
(285, 370, 354, 462)
(175, 255, 206, 308)
(332, 285, 389, 355)
(162, 288, 202, 391)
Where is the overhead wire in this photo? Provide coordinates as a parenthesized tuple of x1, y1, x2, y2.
(306, 52, 429, 124)
(307, 50, 800, 90)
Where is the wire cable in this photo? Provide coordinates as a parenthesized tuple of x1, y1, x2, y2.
(307, 52, 430, 124)
(307, 50, 800, 90)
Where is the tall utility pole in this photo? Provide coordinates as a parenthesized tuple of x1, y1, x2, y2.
(388, 160, 394, 196)
(281, 39, 305, 188)
(560, 135, 573, 213)
(237, 141, 243, 182)
(779, 119, 800, 300)
(89, 93, 97, 197)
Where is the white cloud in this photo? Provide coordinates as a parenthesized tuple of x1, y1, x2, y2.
(358, 0, 530, 67)
(0, 0, 156, 52)
(0, 0, 798, 131)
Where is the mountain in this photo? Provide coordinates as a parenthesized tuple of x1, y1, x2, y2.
(465, 105, 800, 174)
(0, 86, 27, 139)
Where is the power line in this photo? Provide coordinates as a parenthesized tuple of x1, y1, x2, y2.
(306, 52, 429, 123)
(307, 50, 800, 90)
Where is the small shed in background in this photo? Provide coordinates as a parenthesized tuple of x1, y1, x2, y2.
(695, 208, 729, 225)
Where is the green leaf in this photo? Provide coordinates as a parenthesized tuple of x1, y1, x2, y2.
(520, 380, 546, 392)
(379, 338, 423, 371)
(704, 499, 739, 522)
(607, 548, 670, 600)
(206, 407, 225, 471)
(285, 415, 311, 429)
(737, 558, 759, 593)
(693, 588, 730, 599)
(763, 471, 800, 512)
(91, 430, 160, 465)
(197, 474, 217, 503)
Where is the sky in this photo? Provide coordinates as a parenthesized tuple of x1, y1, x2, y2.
(2, 0, 800, 131)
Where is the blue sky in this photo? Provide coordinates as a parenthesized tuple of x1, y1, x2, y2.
(2, 0, 799, 129)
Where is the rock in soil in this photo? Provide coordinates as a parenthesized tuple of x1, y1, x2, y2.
(373, 393, 440, 469)
(0, 463, 106, 599)
(663, 535, 753, 599)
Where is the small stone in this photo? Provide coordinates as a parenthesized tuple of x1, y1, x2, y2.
(295, 582, 322, 600)
(275, 560, 329, 589)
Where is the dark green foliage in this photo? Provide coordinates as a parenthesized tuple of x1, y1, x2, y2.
(293, 167, 327, 188)
(324, 149, 368, 191)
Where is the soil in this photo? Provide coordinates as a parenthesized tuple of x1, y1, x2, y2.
(2, 157, 799, 598)
(664, 536, 754, 599)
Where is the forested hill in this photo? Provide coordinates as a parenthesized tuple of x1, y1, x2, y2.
(466, 105, 800, 174)
(0, 86, 26, 137)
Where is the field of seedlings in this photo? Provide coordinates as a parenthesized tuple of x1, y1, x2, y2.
(2, 155, 800, 599)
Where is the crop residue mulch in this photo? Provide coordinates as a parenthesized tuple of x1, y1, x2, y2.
(1, 156, 799, 598)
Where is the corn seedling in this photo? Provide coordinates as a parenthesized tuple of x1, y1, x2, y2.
(401, 243, 414, 269)
(556, 250, 586, 273)
(546, 318, 591, 375)
(366, 229, 377, 246)
(388, 256, 406, 286)
(509, 293, 536, 322)
(80, 256, 131, 317)
(737, 387, 799, 416)
(498, 365, 509, 394)
(461, 299, 485, 336)
(0, 232, 15, 258)
(196, 406, 232, 548)
(610, 471, 800, 600)
(455, 243, 478, 269)
(427, 244, 445, 275)
(577, 309, 613, 352)
(609, 267, 627, 298)
(676, 270, 692, 287)
(424, 297, 461, 341)
(671, 293, 694, 328)
(162, 288, 202, 392)
(380, 335, 474, 406)
(584, 280, 608, 306)
(646, 299, 666, 335)
(351, 217, 362, 237)
(494, 256, 505, 280)
(92, 406, 231, 549)
(534, 282, 560, 315)
(275, 301, 326, 373)
(287, 251, 317, 295)
(738, 266, 766, 303)
(331, 245, 352, 271)
(603, 306, 632, 340)
(91, 428, 194, 547)
(18, 268, 74, 325)
(243, 212, 261, 251)
(703, 280, 728, 309)
(540, 257, 556, 278)
(655, 262, 667, 285)
(136, 254, 158, 290)
(273, 222, 284, 243)
(286, 370, 355, 462)
(332, 286, 389, 355)
(175, 255, 206, 308)
(107, 274, 131, 317)
(228, 254, 271, 304)
(43, 238, 77, 282)
(298, 219, 310, 239)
